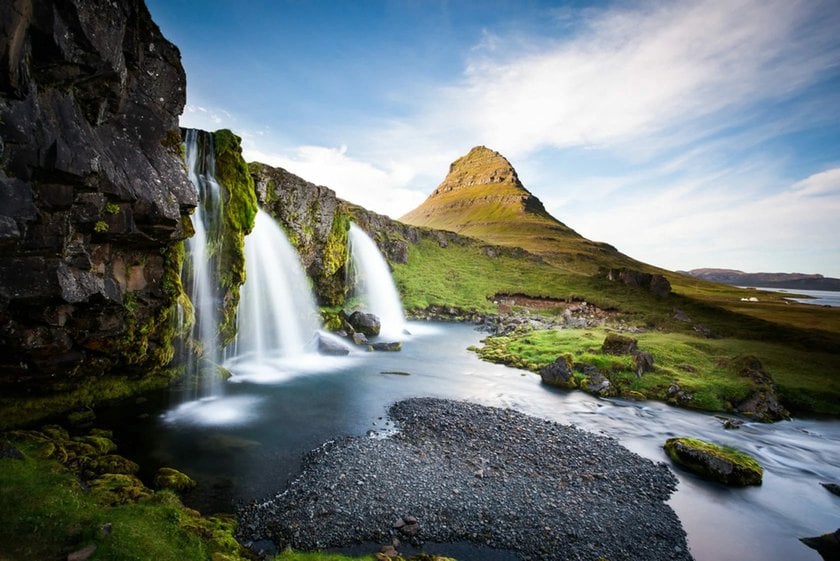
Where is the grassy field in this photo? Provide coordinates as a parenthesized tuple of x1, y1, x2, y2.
(392, 236, 840, 418)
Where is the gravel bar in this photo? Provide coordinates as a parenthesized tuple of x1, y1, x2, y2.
(238, 397, 693, 561)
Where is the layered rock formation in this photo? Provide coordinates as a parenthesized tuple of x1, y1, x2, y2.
(0, 0, 194, 390)
(249, 162, 470, 306)
(401, 146, 638, 273)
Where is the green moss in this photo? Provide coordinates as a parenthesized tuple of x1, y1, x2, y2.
(212, 129, 258, 345)
(0, 431, 251, 561)
(105, 202, 121, 214)
(94, 220, 109, 233)
(470, 327, 839, 417)
(663, 437, 763, 486)
(154, 467, 197, 492)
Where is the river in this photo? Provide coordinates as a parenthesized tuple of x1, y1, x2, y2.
(101, 322, 840, 561)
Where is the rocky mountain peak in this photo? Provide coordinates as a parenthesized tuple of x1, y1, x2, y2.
(431, 145, 524, 196)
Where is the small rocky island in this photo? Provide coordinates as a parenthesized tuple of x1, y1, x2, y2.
(238, 398, 692, 561)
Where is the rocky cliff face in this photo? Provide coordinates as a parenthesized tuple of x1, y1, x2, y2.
(249, 162, 470, 306)
(0, 0, 194, 390)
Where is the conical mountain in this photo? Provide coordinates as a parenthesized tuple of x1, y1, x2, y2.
(401, 146, 633, 272)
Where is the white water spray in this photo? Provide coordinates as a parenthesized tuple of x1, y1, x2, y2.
(347, 223, 406, 339)
(181, 129, 224, 398)
(231, 209, 322, 362)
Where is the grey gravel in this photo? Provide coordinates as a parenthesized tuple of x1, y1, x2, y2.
(238, 397, 693, 561)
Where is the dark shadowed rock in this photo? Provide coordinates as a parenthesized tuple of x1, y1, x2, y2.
(800, 529, 840, 561)
(348, 311, 381, 336)
(633, 351, 655, 376)
(606, 268, 671, 297)
(732, 356, 789, 422)
(822, 482, 840, 497)
(369, 341, 402, 352)
(0, 0, 193, 389)
(602, 333, 638, 355)
(539, 356, 576, 389)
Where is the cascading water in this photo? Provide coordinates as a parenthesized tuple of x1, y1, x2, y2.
(347, 223, 406, 339)
(229, 209, 322, 363)
(180, 129, 224, 398)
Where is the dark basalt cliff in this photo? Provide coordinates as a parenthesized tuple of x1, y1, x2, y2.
(0, 0, 194, 390)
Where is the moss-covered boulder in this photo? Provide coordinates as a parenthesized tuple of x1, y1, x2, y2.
(664, 437, 763, 486)
(602, 333, 638, 355)
(539, 355, 577, 389)
(89, 473, 152, 505)
(154, 467, 197, 492)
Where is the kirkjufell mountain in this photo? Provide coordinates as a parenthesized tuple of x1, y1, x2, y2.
(401, 146, 639, 273)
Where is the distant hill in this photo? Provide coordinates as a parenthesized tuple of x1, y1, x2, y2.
(400, 146, 639, 273)
(681, 268, 840, 291)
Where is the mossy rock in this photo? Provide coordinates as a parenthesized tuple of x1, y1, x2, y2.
(664, 437, 762, 486)
(84, 454, 140, 476)
(88, 473, 152, 505)
(72, 435, 117, 455)
(601, 333, 638, 355)
(154, 467, 197, 492)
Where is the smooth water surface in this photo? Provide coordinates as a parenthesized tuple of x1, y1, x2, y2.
(756, 287, 840, 308)
(106, 323, 839, 561)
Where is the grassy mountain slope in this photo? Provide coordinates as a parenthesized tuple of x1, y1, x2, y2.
(400, 146, 637, 273)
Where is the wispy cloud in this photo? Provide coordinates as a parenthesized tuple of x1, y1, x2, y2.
(243, 143, 427, 219)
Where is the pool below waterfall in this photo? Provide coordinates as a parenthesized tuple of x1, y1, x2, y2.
(99, 322, 840, 561)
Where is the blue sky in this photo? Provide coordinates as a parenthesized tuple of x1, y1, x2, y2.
(147, 0, 840, 277)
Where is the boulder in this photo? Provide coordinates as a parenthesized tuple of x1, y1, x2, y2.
(348, 311, 381, 336)
(822, 482, 840, 497)
(369, 341, 402, 352)
(601, 333, 638, 355)
(732, 356, 789, 422)
(633, 351, 655, 377)
(539, 356, 576, 389)
(352, 332, 368, 345)
(153, 467, 196, 492)
(663, 437, 762, 486)
(800, 529, 840, 561)
(317, 334, 351, 356)
(583, 367, 612, 396)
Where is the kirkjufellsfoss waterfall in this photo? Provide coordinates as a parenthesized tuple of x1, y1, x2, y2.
(347, 223, 406, 339)
(230, 209, 322, 362)
(181, 129, 224, 399)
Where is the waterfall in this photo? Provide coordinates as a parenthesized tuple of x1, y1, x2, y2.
(181, 129, 224, 398)
(347, 223, 406, 339)
(229, 209, 322, 363)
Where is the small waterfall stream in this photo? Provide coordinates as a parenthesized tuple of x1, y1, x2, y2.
(347, 223, 406, 339)
(230, 209, 322, 362)
(181, 129, 224, 399)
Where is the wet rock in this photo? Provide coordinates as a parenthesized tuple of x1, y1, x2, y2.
(583, 367, 612, 396)
(733, 357, 789, 422)
(800, 528, 840, 561)
(352, 332, 369, 345)
(317, 334, 351, 356)
(539, 356, 576, 389)
(822, 482, 840, 497)
(349, 311, 382, 336)
(664, 437, 762, 486)
(369, 341, 402, 352)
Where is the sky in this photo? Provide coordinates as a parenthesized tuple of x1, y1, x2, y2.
(146, 0, 840, 277)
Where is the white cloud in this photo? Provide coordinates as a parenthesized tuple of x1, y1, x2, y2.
(242, 143, 427, 219)
(568, 167, 840, 275)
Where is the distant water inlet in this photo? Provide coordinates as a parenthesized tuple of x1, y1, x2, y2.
(229, 209, 322, 363)
(347, 223, 407, 339)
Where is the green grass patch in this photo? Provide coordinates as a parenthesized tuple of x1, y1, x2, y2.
(472, 328, 840, 416)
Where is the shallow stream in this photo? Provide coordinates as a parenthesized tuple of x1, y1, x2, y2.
(101, 322, 839, 561)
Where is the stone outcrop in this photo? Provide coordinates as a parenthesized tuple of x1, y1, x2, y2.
(249, 161, 471, 306)
(0, 0, 194, 390)
(732, 356, 790, 422)
(606, 268, 672, 297)
(664, 437, 763, 486)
